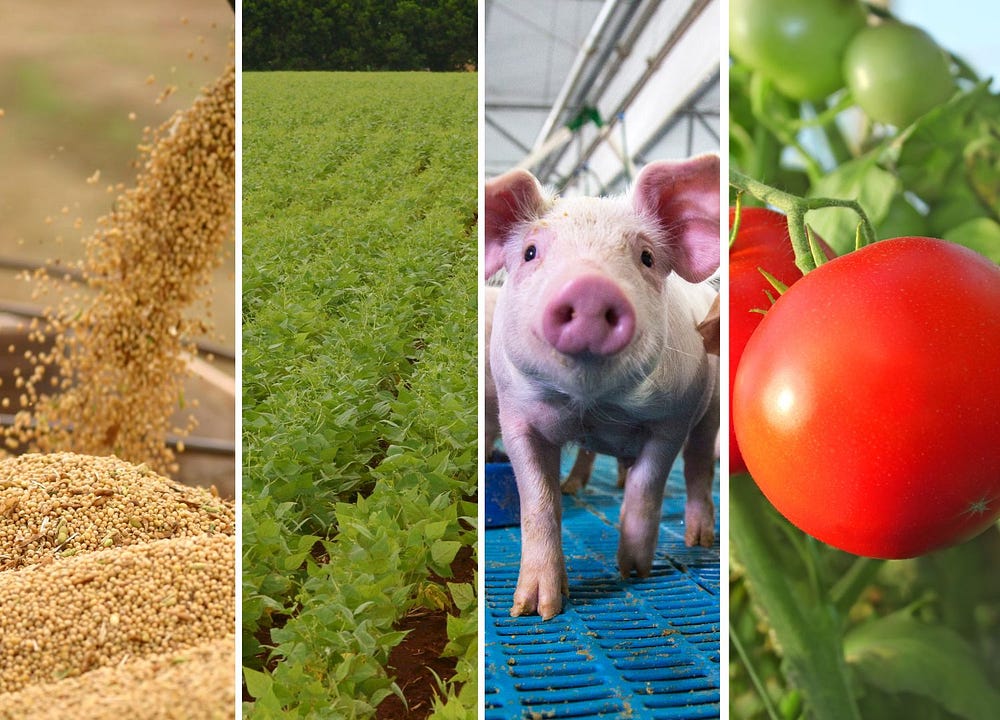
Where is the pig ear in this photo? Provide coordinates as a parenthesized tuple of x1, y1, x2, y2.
(484, 169, 546, 280)
(633, 155, 720, 283)
(696, 294, 721, 356)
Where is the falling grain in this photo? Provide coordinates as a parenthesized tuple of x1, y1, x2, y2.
(4, 64, 236, 477)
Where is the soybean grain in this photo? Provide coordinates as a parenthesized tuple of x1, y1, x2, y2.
(0, 635, 235, 720)
(5, 64, 236, 478)
(0, 452, 234, 571)
(0, 533, 235, 694)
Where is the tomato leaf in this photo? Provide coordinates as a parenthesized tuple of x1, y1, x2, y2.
(943, 217, 1000, 262)
(731, 480, 863, 720)
(806, 157, 898, 256)
(964, 120, 1000, 219)
(895, 81, 992, 204)
(845, 612, 1000, 719)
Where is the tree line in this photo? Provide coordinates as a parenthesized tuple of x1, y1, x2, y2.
(243, 0, 477, 71)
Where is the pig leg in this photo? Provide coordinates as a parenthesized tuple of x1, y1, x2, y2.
(505, 429, 567, 619)
(616, 457, 631, 488)
(617, 438, 684, 578)
(683, 402, 719, 548)
(561, 448, 596, 495)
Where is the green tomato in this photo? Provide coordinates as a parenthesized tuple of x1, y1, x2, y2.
(844, 22, 955, 128)
(730, 0, 866, 100)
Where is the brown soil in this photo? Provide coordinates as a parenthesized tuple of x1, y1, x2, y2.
(243, 543, 477, 715)
(376, 544, 476, 719)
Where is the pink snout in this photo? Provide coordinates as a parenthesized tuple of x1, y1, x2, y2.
(542, 275, 636, 357)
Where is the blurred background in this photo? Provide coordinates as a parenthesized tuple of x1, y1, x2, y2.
(0, 1, 235, 494)
(0, 0, 234, 343)
(896, 0, 1000, 88)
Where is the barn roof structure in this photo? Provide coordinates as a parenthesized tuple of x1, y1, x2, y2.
(484, 0, 721, 196)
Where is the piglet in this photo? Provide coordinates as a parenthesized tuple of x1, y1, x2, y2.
(485, 156, 720, 619)
(562, 292, 720, 494)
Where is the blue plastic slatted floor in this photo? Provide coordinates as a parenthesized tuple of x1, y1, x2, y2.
(485, 452, 721, 719)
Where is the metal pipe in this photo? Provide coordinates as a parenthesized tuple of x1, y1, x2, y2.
(560, 0, 716, 191)
(539, 0, 662, 179)
(530, 0, 620, 154)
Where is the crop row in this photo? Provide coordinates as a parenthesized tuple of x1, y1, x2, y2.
(241, 71, 477, 717)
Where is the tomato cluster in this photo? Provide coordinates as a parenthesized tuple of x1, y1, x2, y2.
(730, 214, 1000, 558)
(730, 0, 955, 127)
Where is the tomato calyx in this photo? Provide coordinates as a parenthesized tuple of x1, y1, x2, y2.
(729, 191, 744, 247)
(730, 169, 877, 274)
(748, 268, 789, 317)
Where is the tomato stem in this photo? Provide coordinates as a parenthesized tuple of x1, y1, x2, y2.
(831, 556, 885, 616)
(730, 618, 785, 720)
(749, 74, 825, 183)
(730, 169, 877, 274)
(731, 480, 864, 720)
(790, 93, 855, 132)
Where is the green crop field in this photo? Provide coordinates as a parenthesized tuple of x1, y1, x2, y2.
(241, 71, 478, 718)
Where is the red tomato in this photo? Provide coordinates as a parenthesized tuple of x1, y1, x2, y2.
(733, 237, 1000, 558)
(728, 207, 831, 474)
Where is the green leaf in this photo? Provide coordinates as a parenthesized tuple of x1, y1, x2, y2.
(447, 582, 475, 612)
(424, 518, 451, 542)
(807, 158, 899, 255)
(845, 612, 1000, 719)
(926, 180, 993, 237)
(896, 82, 992, 203)
(282, 533, 321, 571)
(943, 217, 1000, 262)
(242, 666, 274, 700)
(431, 540, 461, 568)
(876, 194, 929, 240)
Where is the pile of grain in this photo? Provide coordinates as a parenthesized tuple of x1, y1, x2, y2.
(0, 452, 235, 719)
(4, 62, 236, 478)
(0, 636, 235, 720)
(0, 452, 233, 571)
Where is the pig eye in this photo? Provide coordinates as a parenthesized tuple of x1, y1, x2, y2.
(524, 244, 537, 262)
(640, 249, 654, 268)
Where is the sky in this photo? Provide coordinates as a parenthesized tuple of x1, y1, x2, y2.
(895, 1, 1000, 87)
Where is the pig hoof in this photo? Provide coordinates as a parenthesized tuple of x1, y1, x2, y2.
(617, 546, 655, 579)
(619, 561, 653, 580)
(618, 509, 658, 578)
(684, 502, 716, 548)
(684, 523, 715, 548)
(560, 474, 584, 495)
(511, 567, 568, 619)
(511, 596, 562, 620)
